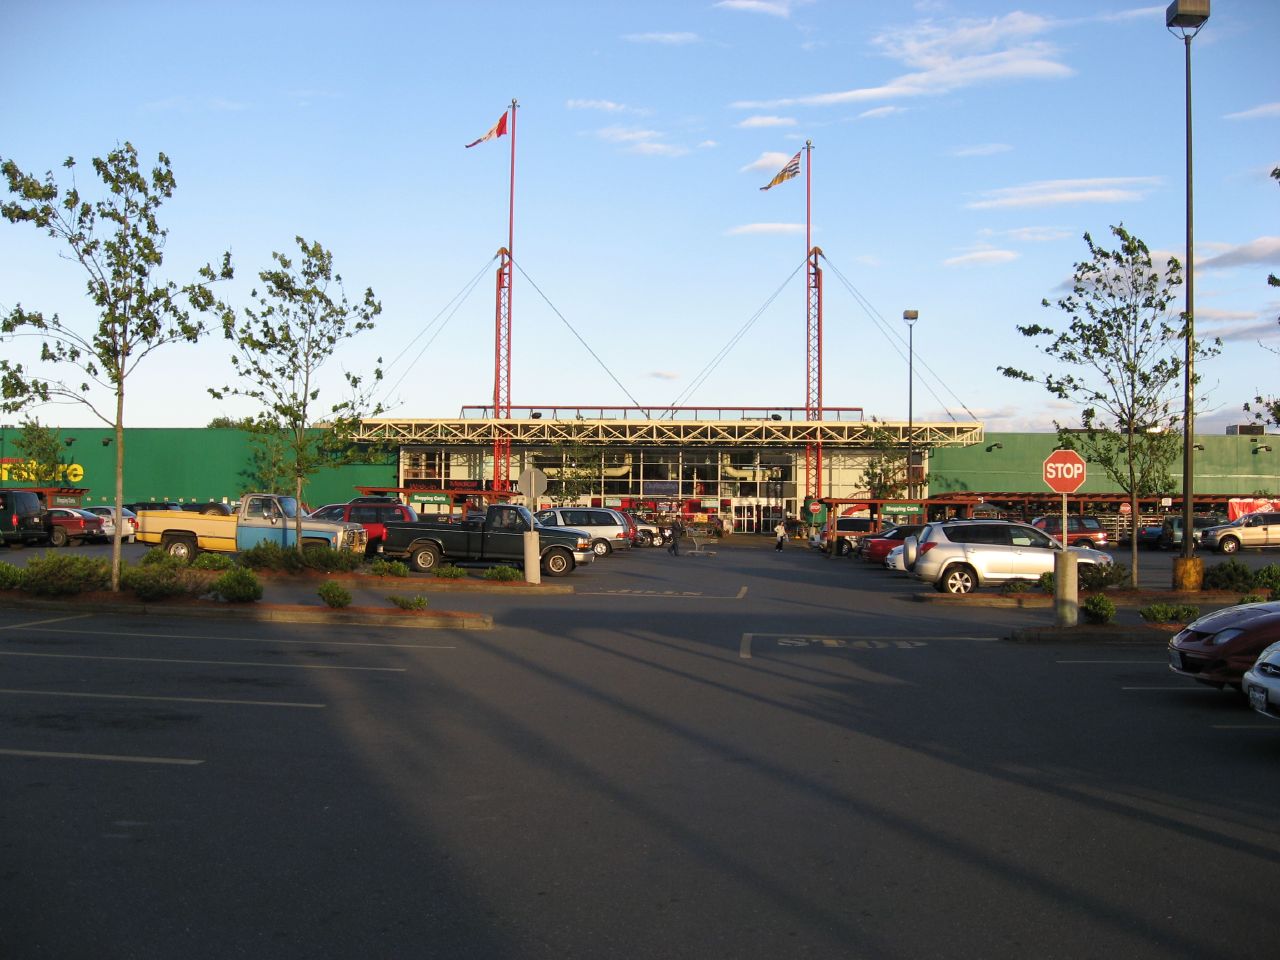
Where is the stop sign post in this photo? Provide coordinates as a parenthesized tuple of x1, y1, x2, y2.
(1042, 450, 1087, 628)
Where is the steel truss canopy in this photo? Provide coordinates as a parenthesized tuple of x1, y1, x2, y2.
(356, 406, 983, 449)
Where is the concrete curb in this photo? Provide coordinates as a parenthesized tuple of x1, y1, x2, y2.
(255, 571, 573, 594)
(0, 595, 492, 630)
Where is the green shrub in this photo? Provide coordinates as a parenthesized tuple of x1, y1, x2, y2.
(368, 557, 409, 578)
(1203, 559, 1255, 592)
(211, 566, 263, 603)
(21, 553, 111, 597)
(1238, 594, 1266, 605)
(238, 541, 298, 572)
(387, 593, 429, 610)
(121, 557, 208, 601)
(139, 546, 171, 565)
(1139, 602, 1201, 623)
(1272, 585, 1280, 603)
(482, 564, 522, 582)
(1082, 593, 1116, 624)
(433, 564, 467, 579)
(1252, 563, 1280, 595)
(192, 552, 235, 571)
(0, 562, 26, 590)
(300, 546, 362, 573)
(1037, 571, 1054, 593)
(999, 579, 1032, 595)
(1080, 561, 1130, 591)
(318, 580, 352, 608)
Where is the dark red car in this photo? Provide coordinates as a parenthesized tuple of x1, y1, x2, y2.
(47, 507, 105, 547)
(860, 525, 924, 564)
(1168, 601, 1280, 689)
(310, 500, 418, 555)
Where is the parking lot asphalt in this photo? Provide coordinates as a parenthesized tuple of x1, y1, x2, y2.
(4, 534, 1280, 959)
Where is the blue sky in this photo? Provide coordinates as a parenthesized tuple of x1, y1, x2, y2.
(1, 0, 1276, 434)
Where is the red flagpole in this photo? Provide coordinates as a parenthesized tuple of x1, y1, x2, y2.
(492, 100, 518, 490)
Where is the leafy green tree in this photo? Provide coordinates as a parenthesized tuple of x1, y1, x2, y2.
(1244, 165, 1280, 427)
(209, 237, 383, 550)
(999, 224, 1219, 585)
(7, 417, 66, 483)
(860, 428, 909, 501)
(0, 143, 232, 588)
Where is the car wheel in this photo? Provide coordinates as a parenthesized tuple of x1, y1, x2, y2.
(592, 539, 612, 557)
(409, 544, 441, 573)
(543, 547, 573, 577)
(837, 540, 852, 557)
(636, 532, 652, 547)
(939, 564, 977, 595)
(1219, 536, 1240, 554)
(164, 536, 196, 562)
(49, 527, 69, 548)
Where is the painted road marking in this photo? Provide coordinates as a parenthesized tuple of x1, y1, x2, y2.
(0, 689, 326, 709)
(0, 748, 203, 766)
(0, 614, 91, 630)
(19, 625, 454, 650)
(1057, 660, 1166, 665)
(1120, 686, 1219, 692)
(1212, 724, 1279, 730)
(578, 586, 748, 599)
(0, 651, 405, 672)
(740, 633, 946, 659)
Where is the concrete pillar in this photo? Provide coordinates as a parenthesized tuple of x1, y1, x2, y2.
(1054, 550, 1078, 627)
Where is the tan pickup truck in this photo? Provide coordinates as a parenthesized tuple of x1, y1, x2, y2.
(136, 493, 366, 561)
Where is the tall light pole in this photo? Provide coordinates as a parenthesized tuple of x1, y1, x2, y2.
(1167, 0, 1209, 588)
(903, 310, 919, 502)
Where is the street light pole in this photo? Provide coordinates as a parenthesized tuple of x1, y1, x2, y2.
(903, 310, 919, 502)
(1167, 0, 1209, 588)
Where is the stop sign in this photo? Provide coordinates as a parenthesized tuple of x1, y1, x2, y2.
(1043, 449, 1087, 494)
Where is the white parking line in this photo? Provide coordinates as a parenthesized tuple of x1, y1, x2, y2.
(20, 625, 454, 650)
(0, 614, 91, 630)
(578, 586, 748, 599)
(1212, 724, 1279, 730)
(0, 689, 326, 709)
(1057, 660, 1166, 664)
(1120, 686, 1219, 691)
(0, 651, 405, 672)
(0, 748, 203, 766)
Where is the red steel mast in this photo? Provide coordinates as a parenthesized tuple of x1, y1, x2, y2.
(803, 140, 823, 502)
(492, 99, 517, 491)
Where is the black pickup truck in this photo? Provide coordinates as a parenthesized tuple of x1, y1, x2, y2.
(380, 504, 595, 576)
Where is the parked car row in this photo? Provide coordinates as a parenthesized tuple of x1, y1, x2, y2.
(1, 490, 140, 548)
(848, 517, 1112, 595)
(1166, 601, 1280, 724)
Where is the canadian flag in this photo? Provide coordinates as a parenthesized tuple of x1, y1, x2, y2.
(465, 111, 508, 148)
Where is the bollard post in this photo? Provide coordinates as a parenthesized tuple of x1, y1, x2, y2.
(522, 531, 541, 585)
(1054, 549, 1078, 627)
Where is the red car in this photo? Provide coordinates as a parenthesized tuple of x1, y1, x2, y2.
(47, 507, 106, 547)
(860, 525, 924, 564)
(310, 500, 417, 555)
(1169, 601, 1280, 690)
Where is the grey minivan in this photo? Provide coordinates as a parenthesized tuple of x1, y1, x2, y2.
(534, 507, 633, 556)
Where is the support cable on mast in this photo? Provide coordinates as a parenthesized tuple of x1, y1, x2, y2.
(379, 255, 498, 407)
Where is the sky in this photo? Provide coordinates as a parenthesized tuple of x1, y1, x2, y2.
(1, 0, 1277, 435)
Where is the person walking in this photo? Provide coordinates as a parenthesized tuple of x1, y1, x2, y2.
(774, 519, 787, 551)
(668, 516, 684, 556)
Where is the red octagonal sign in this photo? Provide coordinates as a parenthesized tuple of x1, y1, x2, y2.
(1043, 449, 1087, 494)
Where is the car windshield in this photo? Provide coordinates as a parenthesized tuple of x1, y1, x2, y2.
(276, 498, 300, 519)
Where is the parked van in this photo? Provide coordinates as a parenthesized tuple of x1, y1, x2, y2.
(0, 489, 51, 547)
(533, 507, 633, 556)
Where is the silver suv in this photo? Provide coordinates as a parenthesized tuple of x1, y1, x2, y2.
(905, 519, 1112, 594)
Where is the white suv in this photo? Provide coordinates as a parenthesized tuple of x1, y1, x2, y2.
(534, 507, 633, 556)
(905, 519, 1112, 594)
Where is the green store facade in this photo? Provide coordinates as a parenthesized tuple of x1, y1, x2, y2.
(1, 425, 1275, 522)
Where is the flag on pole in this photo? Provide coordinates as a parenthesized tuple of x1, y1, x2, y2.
(759, 151, 801, 191)
(465, 111, 509, 148)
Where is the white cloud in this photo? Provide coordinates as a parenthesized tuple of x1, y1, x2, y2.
(966, 177, 1160, 209)
(1006, 226, 1071, 243)
(944, 248, 1019, 267)
(731, 12, 1071, 110)
(858, 105, 904, 120)
(596, 125, 687, 156)
(1224, 102, 1280, 121)
(737, 115, 797, 128)
(726, 223, 805, 236)
(647, 370, 680, 380)
(630, 142, 690, 157)
(1201, 315, 1280, 343)
(1199, 237, 1280, 270)
(567, 99, 630, 112)
(622, 32, 699, 44)
(740, 151, 794, 173)
(951, 143, 1012, 157)
(698, 140, 719, 149)
(598, 126, 662, 144)
(715, 0, 792, 17)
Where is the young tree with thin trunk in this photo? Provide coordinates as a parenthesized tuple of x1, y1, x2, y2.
(0, 143, 232, 588)
(999, 224, 1219, 586)
(209, 237, 383, 551)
